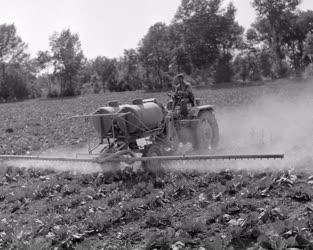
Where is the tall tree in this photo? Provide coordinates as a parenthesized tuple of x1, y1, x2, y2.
(304, 31, 313, 62)
(303, 31, 313, 77)
(49, 29, 84, 96)
(35, 50, 56, 94)
(174, 0, 243, 75)
(138, 22, 173, 90)
(284, 10, 313, 72)
(175, 0, 222, 68)
(92, 56, 118, 90)
(36, 50, 52, 71)
(252, 0, 301, 77)
(0, 24, 28, 98)
(175, 0, 222, 22)
(117, 49, 143, 90)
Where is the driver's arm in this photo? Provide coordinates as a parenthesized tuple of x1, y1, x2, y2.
(185, 83, 193, 93)
(185, 83, 195, 106)
(173, 84, 179, 93)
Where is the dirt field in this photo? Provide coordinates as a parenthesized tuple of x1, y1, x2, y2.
(1, 79, 313, 249)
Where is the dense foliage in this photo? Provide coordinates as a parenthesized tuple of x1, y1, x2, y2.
(1, 165, 313, 249)
(0, 24, 39, 101)
(1, 0, 313, 99)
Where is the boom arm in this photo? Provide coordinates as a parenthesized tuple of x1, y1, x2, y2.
(0, 153, 284, 164)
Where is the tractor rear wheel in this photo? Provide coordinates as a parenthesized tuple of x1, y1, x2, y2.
(193, 110, 219, 151)
(142, 144, 164, 173)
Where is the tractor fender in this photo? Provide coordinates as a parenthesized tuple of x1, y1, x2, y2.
(189, 105, 215, 118)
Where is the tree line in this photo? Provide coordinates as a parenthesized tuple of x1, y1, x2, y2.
(1, 0, 313, 100)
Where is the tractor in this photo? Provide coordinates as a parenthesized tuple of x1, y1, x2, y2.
(87, 91, 218, 169)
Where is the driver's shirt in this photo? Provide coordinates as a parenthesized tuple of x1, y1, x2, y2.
(175, 81, 195, 106)
(175, 81, 192, 93)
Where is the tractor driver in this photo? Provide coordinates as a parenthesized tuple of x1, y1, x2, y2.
(174, 73, 195, 107)
(172, 73, 196, 118)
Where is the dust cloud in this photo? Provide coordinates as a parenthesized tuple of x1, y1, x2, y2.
(3, 143, 105, 174)
(218, 86, 313, 156)
(170, 80, 313, 173)
(4, 160, 103, 174)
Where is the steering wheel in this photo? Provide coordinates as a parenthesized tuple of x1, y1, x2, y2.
(169, 91, 184, 98)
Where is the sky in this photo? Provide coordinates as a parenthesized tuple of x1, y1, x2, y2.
(1, 0, 313, 59)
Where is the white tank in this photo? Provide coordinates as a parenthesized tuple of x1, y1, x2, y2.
(117, 102, 164, 134)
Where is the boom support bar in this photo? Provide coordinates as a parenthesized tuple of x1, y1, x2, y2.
(0, 153, 284, 164)
(0, 155, 94, 163)
(136, 154, 284, 162)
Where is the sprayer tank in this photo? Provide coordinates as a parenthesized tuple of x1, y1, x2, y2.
(91, 106, 117, 135)
(117, 102, 164, 134)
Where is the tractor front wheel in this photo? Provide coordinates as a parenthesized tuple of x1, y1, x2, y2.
(193, 110, 219, 151)
(142, 144, 164, 173)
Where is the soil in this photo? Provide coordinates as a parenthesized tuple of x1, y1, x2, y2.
(1, 79, 313, 249)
